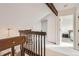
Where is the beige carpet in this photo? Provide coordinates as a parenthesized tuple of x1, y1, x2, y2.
(16, 48, 66, 56)
(46, 48, 66, 56)
(0, 48, 66, 56)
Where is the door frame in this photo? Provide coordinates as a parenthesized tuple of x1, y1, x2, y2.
(58, 10, 76, 48)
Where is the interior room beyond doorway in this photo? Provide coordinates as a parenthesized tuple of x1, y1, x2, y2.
(59, 14, 74, 47)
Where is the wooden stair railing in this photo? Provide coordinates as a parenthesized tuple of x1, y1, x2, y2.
(19, 30, 46, 56)
(0, 36, 25, 56)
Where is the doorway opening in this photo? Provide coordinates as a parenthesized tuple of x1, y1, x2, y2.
(59, 14, 74, 47)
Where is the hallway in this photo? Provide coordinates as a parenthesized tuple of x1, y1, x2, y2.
(46, 42, 79, 56)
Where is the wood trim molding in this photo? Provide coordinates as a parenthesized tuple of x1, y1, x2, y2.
(46, 3, 58, 16)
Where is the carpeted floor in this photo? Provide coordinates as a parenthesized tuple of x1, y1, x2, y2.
(0, 48, 66, 56)
(46, 48, 66, 56)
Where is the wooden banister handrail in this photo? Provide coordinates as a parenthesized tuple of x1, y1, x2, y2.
(19, 30, 46, 56)
(19, 30, 46, 35)
(0, 36, 25, 56)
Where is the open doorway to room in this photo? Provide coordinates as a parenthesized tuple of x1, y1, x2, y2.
(59, 14, 74, 47)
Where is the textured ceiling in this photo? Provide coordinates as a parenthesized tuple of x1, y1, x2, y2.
(54, 3, 79, 11)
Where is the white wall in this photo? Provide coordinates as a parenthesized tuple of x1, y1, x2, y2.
(0, 3, 59, 45)
(42, 13, 59, 44)
(0, 3, 51, 38)
(41, 20, 47, 32)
